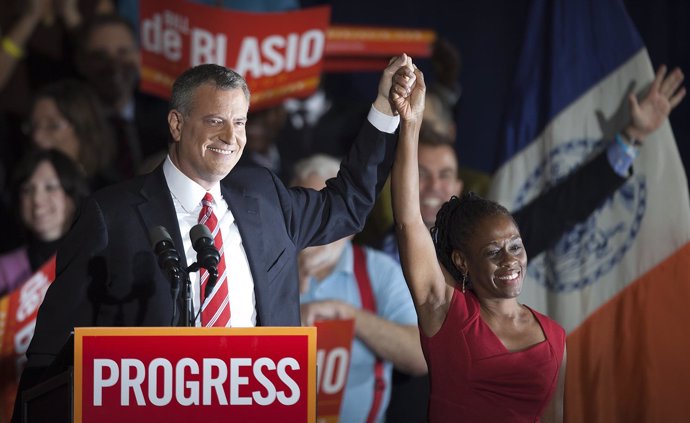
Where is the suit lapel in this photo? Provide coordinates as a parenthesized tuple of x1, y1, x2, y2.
(221, 182, 267, 325)
(136, 166, 188, 269)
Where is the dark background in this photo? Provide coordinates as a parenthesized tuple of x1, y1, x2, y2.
(306, 0, 689, 179)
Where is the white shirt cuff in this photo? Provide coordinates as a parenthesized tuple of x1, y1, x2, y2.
(368, 105, 400, 134)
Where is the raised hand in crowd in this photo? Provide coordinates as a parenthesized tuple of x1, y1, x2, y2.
(53, 0, 83, 28)
(0, 0, 51, 89)
(49, 0, 114, 27)
(623, 65, 685, 143)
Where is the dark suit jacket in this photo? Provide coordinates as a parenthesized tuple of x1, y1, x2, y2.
(16, 119, 396, 401)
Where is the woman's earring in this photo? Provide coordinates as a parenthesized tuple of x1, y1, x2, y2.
(461, 272, 467, 293)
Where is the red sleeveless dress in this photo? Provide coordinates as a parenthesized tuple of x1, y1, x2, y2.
(420, 288, 565, 423)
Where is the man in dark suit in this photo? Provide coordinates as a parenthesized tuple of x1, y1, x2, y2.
(13, 55, 416, 418)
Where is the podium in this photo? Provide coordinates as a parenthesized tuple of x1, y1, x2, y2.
(21, 369, 72, 423)
(19, 327, 316, 423)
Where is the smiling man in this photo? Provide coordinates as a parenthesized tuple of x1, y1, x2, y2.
(13, 57, 415, 420)
(417, 130, 463, 230)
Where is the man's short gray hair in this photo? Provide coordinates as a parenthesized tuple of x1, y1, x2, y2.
(292, 154, 341, 186)
(170, 64, 250, 115)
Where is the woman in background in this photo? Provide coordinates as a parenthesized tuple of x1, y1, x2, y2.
(0, 149, 88, 296)
(26, 79, 117, 188)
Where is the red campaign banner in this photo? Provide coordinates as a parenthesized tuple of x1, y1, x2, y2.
(325, 25, 436, 58)
(0, 255, 56, 423)
(314, 319, 355, 423)
(139, 0, 331, 110)
(74, 327, 316, 423)
(323, 25, 435, 73)
(322, 57, 395, 73)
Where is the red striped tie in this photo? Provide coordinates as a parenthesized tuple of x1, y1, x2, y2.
(198, 193, 230, 327)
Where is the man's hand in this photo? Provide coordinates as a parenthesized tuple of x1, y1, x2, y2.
(300, 300, 355, 326)
(391, 64, 426, 123)
(373, 53, 413, 116)
(624, 65, 685, 143)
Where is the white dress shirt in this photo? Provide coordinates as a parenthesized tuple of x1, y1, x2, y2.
(163, 157, 256, 327)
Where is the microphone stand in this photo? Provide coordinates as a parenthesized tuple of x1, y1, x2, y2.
(179, 263, 217, 327)
(168, 265, 183, 326)
(204, 269, 219, 299)
(181, 263, 200, 327)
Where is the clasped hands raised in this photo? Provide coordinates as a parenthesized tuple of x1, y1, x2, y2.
(373, 53, 426, 122)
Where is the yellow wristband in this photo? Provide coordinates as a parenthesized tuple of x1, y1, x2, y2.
(2, 37, 24, 59)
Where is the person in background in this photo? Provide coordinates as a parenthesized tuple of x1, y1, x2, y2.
(238, 105, 290, 181)
(0, 149, 88, 296)
(74, 13, 170, 177)
(0, 0, 113, 93)
(26, 79, 117, 188)
(0, 0, 113, 194)
(244, 79, 373, 185)
(280, 74, 373, 183)
(294, 154, 426, 423)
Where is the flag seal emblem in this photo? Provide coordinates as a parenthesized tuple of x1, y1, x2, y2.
(514, 139, 646, 293)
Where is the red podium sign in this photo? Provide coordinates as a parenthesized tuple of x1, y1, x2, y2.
(74, 327, 316, 423)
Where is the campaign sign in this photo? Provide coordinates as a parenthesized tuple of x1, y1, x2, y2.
(0, 255, 56, 423)
(74, 327, 316, 423)
(139, 0, 331, 110)
(314, 319, 355, 423)
(323, 25, 435, 72)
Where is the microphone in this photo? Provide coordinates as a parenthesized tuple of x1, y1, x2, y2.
(148, 225, 184, 292)
(190, 224, 220, 298)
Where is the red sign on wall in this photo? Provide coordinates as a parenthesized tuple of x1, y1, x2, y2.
(139, 0, 331, 110)
(74, 327, 316, 423)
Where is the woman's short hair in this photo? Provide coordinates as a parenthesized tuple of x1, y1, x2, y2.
(431, 192, 516, 281)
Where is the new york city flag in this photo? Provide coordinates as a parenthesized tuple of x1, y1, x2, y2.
(488, 0, 690, 421)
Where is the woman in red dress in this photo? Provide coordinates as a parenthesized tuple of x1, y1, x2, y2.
(389, 60, 565, 423)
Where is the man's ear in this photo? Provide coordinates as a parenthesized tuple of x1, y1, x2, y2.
(168, 110, 183, 143)
(451, 250, 467, 276)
